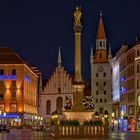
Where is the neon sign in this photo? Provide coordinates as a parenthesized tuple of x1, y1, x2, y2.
(24, 76, 30, 83)
(120, 76, 125, 83)
(0, 114, 19, 119)
(0, 75, 16, 80)
(120, 87, 127, 94)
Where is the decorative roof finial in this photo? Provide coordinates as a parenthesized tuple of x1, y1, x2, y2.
(58, 47, 62, 68)
(100, 10, 102, 16)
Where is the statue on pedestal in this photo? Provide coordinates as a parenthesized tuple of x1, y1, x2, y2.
(74, 6, 82, 25)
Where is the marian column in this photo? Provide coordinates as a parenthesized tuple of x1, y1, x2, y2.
(72, 7, 85, 111)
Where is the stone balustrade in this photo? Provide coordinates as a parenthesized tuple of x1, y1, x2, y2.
(51, 125, 109, 138)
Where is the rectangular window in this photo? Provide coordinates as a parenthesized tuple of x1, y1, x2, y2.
(10, 104, 17, 112)
(104, 82, 106, 86)
(12, 81, 16, 87)
(96, 99, 98, 103)
(96, 73, 98, 77)
(0, 104, 4, 112)
(137, 80, 140, 88)
(12, 92, 16, 98)
(96, 82, 98, 86)
(104, 99, 107, 103)
(0, 81, 4, 87)
(137, 65, 140, 73)
(12, 69, 16, 75)
(99, 108, 103, 114)
(104, 90, 106, 95)
(0, 94, 4, 100)
(100, 99, 102, 103)
(137, 50, 140, 57)
(103, 73, 106, 77)
(96, 91, 98, 95)
(0, 69, 4, 75)
(58, 88, 61, 93)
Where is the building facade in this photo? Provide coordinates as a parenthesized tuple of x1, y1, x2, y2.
(112, 40, 140, 131)
(90, 13, 112, 119)
(0, 48, 39, 127)
(39, 48, 73, 119)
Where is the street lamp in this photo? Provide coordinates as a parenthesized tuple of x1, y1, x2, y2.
(104, 110, 109, 119)
(51, 111, 59, 126)
(94, 111, 99, 119)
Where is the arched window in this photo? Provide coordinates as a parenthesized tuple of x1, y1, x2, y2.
(46, 100, 51, 115)
(56, 97, 63, 114)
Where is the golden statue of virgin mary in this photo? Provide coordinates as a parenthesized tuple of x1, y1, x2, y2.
(74, 6, 82, 25)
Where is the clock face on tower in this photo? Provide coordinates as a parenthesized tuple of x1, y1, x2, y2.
(97, 66, 104, 72)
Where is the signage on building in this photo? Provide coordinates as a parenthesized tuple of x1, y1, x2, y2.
(0, 114, 19, 119)
(0, 75, 16, 80)
(112, 61, 120, 102)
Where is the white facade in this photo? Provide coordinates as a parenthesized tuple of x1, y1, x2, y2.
(91, 63, 112, 116)
(39, 49, 73, 119)
(90, 14, 112, 118)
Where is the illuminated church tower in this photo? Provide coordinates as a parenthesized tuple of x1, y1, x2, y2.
(90, 12, 112, 118)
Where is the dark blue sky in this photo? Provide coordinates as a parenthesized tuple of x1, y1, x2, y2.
(0, 0, 140, 83)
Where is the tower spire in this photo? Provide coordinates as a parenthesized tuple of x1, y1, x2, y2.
(96, 12, 106, 40)
(58, 47, 62, 68)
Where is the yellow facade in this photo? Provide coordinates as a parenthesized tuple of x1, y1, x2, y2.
(0, 64, 38, 115)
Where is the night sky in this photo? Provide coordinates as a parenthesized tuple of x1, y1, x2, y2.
(0, 0, 140, 83)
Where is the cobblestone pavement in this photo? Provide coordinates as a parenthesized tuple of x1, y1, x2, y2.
(0, 129, 140, 140)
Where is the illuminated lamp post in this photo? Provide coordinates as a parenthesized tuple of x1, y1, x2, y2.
(111, 112, 115, 131)
(51, 111, 59, 126)
(104, 110, 109, 133)
(94, 111, 99, 120)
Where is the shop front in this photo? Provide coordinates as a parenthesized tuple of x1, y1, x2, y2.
(23, 114, 43, 128)
(120, 117, 128, 132)
(128, 116, 135, 131)
(0, 113, 22, 127)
